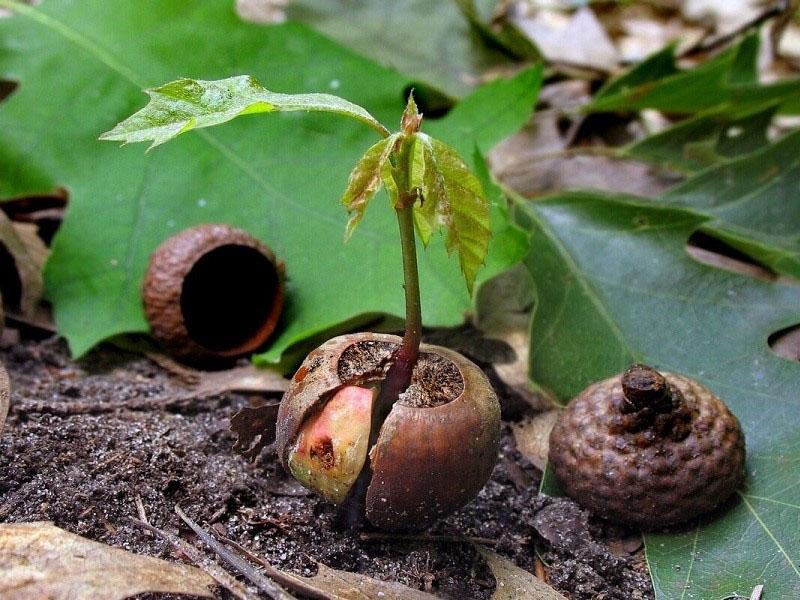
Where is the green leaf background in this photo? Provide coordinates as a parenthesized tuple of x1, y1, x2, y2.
(0, 0, 539, 362)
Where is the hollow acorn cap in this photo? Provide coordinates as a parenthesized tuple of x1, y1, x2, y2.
(142, 224, 284, 363)
(548, 367, 746, 529)
(276, 332, 501, 530)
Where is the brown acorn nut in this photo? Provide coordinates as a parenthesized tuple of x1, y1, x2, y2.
(276, 332, 501, 530)
(548, 364, 746, 529)
(142, 224, 284, 363)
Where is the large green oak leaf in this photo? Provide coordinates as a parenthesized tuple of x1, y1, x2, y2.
(516, 191, 800, 599)
(0, 0, 541, 362)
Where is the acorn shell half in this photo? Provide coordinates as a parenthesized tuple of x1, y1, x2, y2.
(142, 224, 283, 363)
(276, 332, 501, 530)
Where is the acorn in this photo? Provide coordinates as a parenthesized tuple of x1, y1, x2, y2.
(276, 332, 501, 530)
(142, 224, 284, 363)
(548, 364, 745, 529)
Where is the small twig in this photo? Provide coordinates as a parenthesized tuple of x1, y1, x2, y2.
(680, 1, 789, 58)
(358, 532, 498, 546)
(134, 494, 149, 526)
(11, 395, 195, 417)
(129, 517, 257, 600)
(174, 505, 294, 600)
(217, 535, 335, 600)
(750, 584, 764, 600)
(145, 351, 201, 385)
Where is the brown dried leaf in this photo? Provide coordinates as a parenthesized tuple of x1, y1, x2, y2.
(303, 563, 440, 600)
(0, 521, 215, 600)
(511, 410, 560, 471)
(0, 361, 8, 435)
(193, 364, 289, 397)
(147, 351, 289, 398)
(771, 325, 800, 362)
(474, 267, 555, 411)
(0, 211, 44, 318)
(230, 402, 281, 461)
(512, 7, 619, 72)
(478, 547, 567, 600)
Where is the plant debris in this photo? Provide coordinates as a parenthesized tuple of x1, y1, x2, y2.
(0, 521, 215, 600)
(0, 337, 653, 599)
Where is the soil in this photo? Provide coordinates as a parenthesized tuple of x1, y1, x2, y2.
(0, 336, 654, 600)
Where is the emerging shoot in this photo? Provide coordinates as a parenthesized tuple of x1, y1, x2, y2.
(103, 75, 499, 528)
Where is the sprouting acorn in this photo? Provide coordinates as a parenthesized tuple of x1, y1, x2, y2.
(275, 332, 500, 530)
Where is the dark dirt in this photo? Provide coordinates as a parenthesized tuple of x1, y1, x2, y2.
(0, 336, 654, 600)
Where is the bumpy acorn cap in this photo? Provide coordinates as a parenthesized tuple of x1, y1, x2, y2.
(549, 364, 745, 529)
(276, 332, 501, 531)
(142, 224, 284, 363)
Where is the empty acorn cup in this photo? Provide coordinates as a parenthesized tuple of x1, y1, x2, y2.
(142, 224, 284, 363)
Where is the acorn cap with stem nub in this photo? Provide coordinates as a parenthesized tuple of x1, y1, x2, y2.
(548, 364, 746, 528)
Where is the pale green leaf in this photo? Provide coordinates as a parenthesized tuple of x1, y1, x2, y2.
(408, 135, 434, 246)
(341, 133, 400, 239)
(100, 75, 390, 148)
(419, 134, 491, 293)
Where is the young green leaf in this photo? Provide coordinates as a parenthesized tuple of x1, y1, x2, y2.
(417, 133, 491, 293)
(100, 75, 390, 148)
(408, 136, 435, 246)
(341, 133, 400, 238)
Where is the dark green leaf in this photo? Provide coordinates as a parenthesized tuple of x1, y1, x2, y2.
(100, 75, 390, 148)
(517, 190, 800, 599)
(341, 133, 400, 238)
(660, 130, 800, 278)
(624, 105, 776, 174)
(0, 0, 537, 361)
(589, 33, 800, 116)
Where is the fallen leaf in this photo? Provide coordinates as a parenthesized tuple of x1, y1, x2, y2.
(192, 364, 289, 397)
(512, 7, 619, 72)
(0, 210, 43, 318)
(236, 0, 287, 23)
(0, 521, 215, 600)
(475, 266, 555, 411)
(770, 325, 800, 362)
(230, 402, 281, 461)
(490, 100, 675, 199)
(511, 410, 560, 471)
(180, 505, 436, 600)
(617, 18, 705, 64)
(682, 0, 763, 37)
(0, 361, 8, 435)
(147, 352, 289, 397)
(0, 193, 67, 246)
(303, 563, 440, 600)
(477, 547, 567, 600)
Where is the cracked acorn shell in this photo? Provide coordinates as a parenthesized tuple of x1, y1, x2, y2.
(142, 224, 284, 363)
(548, 364, 746, 529)
(276, 332, 501, 530)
